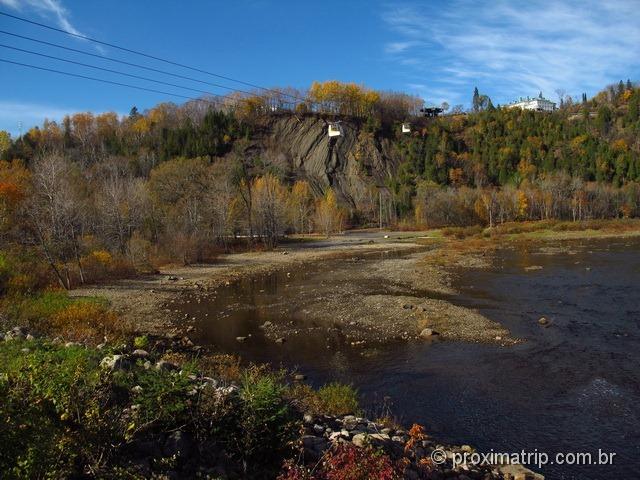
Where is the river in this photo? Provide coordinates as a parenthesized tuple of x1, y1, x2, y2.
(179, 237, 640, 479)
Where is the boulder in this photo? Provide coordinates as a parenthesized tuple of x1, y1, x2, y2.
(352, 432, 392, 449)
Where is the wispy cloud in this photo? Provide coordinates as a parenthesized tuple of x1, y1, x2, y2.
(0, 0, 105, 52)
(382, 0, 640, 106)
(1, 0, 79, 34)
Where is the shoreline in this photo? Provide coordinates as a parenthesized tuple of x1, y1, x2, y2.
(71, 222, 640, 347)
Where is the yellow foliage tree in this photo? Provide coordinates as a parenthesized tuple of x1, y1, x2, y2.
(314, 188, 343, 236)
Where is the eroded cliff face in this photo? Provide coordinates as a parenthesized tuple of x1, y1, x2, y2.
(250, 115, 399, 211)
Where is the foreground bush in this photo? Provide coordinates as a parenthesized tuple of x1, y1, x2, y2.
(0, 338, 307, 479)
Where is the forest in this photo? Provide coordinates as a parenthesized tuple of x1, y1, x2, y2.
(0, 79, 639, 290)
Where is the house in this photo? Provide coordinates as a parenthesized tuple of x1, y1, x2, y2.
(506, 93, 556, 112)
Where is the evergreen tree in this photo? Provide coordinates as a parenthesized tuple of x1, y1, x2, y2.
(472, 87, 480, 112)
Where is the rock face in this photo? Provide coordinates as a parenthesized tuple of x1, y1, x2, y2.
(250, 115, 398, 210)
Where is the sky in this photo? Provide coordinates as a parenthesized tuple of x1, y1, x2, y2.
(1, 0, 640, 136)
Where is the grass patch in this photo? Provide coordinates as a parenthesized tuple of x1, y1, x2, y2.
(288, 382, 361, 417)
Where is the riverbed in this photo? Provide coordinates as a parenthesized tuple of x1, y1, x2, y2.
(176, 237, 640, 480)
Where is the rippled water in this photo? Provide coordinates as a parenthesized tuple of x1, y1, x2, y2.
(182, 238, 640, 480)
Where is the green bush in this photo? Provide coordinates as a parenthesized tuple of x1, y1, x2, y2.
(0, 339, 113, 479)
(237, 372, 299, 475)
(133, 335, 149, 349)
(316, 383, 361, 416)
(0, 339, 305, 478)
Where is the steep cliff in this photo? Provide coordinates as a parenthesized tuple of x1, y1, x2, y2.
(248, 114, 399, 211)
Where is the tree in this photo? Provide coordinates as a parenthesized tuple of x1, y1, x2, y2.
(252, 174, 288, 248)
(555, 89, 566, 108)
(472, 87, 481, 112)
(27, 154, 86, 289)
(288, 180, 314, 234)
(0, 131, 10, 159)
(314, 188, 343, 236)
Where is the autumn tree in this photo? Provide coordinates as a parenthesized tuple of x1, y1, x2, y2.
(252, 173, 288, 248)
(27, 154, 86, 288)
(287, 180, 314, 233)
(314, 188, 343, 236)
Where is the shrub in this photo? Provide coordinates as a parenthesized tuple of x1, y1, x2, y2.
(279, 443, 400, 480)
(0, 340, 114, 479)
(288, 382, 361, 417)
(236, 372, 299, 475)
(49, 301, 125, 342)
(316, 383, 360, 416)
(1, 291, 126, 343)
(133, 335, 149, 349)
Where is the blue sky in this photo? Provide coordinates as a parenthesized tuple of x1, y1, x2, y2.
(1, 0, 639, 136)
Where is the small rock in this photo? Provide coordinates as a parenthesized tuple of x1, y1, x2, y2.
(538, 317, 550, 327)
(132, 349, 149, 359)
(131, 385, 143, 394)
(260, 321, 273, 329)
(294, 374, 306, 381)
(155, 360, 178, 371)
(420, 328, 438, 338)
(303, 414, 315, 425)
(25, 334, 35, 341)
(100, 354, 128, 371)
(275, 337, 286, 344)
(236, 336, 248, 342)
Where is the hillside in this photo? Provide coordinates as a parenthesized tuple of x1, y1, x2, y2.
(0, 80, 639, 286)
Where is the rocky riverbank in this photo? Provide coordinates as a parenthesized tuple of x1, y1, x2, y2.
(1, 326, 541, 480)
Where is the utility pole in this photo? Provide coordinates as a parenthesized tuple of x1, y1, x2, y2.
(379, 190, 383, 230)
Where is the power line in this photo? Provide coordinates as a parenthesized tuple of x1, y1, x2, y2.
(0, 57, 232, 107)
(0, 30, 275, 100)
(0, 43, 237, 101)
(0, 10, 309, 104)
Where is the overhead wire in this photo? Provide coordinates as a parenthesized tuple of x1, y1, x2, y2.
(0, 10, 310, 105)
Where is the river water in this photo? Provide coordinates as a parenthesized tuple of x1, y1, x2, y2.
(182, 237, 640, 479)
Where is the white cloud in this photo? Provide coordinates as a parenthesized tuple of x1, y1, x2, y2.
(382, 0, 640, 105)
(0, 0, 105, 52)
(1, 0, 80, 34)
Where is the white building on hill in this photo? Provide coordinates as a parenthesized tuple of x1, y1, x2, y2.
(507, 93, 556, 112)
